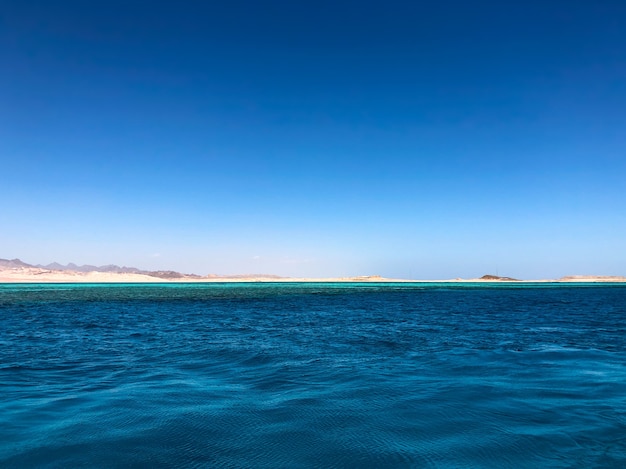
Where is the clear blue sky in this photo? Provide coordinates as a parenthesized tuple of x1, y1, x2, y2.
(2, 1, 625, 278)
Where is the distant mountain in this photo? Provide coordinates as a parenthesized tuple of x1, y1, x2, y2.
(0, 259, 291, 280)
(0, 258, 33, 269)
(41, 262, 70, 270)
(0, 258, 284, 280)
(1, 258, 190, 278)
(37, 262, 143, 274)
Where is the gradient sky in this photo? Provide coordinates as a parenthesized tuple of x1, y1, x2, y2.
(2, 1, 625, 278)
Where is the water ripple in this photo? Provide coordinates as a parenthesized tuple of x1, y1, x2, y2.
(1, 283, 626, 467)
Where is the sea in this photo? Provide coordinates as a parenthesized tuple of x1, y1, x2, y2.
(1, 282, 625, 468)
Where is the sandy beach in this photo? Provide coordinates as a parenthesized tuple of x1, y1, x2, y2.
(1, 264, 624, 283)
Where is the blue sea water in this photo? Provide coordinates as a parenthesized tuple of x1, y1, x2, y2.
(1, 282, 625, 468)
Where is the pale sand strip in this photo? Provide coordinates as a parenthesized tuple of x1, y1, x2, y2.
(0, 268, 625, 283)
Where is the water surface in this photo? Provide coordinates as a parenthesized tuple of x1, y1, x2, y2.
(1, 282, 625, 467)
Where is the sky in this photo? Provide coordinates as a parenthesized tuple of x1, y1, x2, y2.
(1, 0, 625, 279)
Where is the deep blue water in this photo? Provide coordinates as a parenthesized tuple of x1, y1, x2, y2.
(1, 282, 625, 468)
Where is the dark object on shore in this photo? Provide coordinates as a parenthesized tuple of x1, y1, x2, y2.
(480, 274, 520, 281)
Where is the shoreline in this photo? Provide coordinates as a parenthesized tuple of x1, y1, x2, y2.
(1, 270, 625, 284)
(3, 259, 624, 284)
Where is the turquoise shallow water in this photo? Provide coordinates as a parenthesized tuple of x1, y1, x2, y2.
(1, 282, 625, 467)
